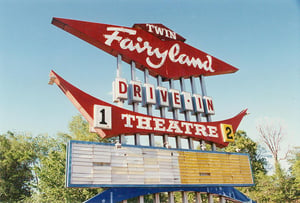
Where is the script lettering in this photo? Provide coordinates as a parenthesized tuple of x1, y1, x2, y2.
(103, 27, 215, 72)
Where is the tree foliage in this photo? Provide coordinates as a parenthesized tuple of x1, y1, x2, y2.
(1, 115, 113, 202)
(288, 147, 300, 200)
(0, 132, 37, 202)
(251, 163, 299, 202)
(31, 139, 101, 202)
(27, 115, 110, 202)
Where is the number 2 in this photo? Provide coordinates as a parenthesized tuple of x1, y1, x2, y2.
(225, 126, 233, 139)
(221, 124, 234, 142)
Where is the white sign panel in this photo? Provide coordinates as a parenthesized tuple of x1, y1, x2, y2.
(93, 105, 112, 129)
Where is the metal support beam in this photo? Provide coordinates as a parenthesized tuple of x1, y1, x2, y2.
(190, 77, 205, 149)
(144, 69, 155, 146)
(138, 196, 144, 203)
(169, 79, 181, 149)
(168, 192, 175, 203)
(219, 196, 226, 203)
(188, 138, 194, 149)
(116, 54, 126, 144)
(195, 192, 202, 203)
(131, 61, 140, 145)
(199, 75, 216, 151)
(180, 77, 194, 150)
(190, 77, 202, 122)
(157, 76, 169, 148)
(154, 193, 160, 203)
(117, 54, 122, 78)
(182, 191, 188, 203)
(208, 193, 214, 203)
(119, 134, 127, 145)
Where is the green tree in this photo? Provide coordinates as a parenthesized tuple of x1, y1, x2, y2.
(251, 163, 298, 202)
(31, 140, 101, 202)
(256, 120, 299, 202)
(288, 147, 300, 201)
(28, 114, 113, 202)
(0, 132, 37, 202)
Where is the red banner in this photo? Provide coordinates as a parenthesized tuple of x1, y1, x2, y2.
(50, 70, 247, 148)
(52, 18, 238, 80)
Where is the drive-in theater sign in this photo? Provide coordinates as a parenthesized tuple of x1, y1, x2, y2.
(49, 18, 255, 202)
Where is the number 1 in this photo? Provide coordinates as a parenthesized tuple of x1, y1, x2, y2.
(99, 109, 107, 125)
(94, 105, 112, 129)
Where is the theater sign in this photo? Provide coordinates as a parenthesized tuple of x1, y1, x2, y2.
(50, 17, 253, 191)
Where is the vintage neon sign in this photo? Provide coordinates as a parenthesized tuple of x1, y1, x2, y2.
(52, 18, 238, 80)
(50, 18, 254, 202)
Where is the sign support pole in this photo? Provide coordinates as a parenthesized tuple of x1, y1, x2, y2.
(169, 79, 181, 149)
(182, 191, 189, 203)
(199, 75, 216, 151)
(190, 77, 201, 122)
(195, 192, 202, 203)
(138, 196, 144, 203)
(190, 76, 205, 150)
(157, 76, 169, 148)
(154, 193, 160, 203)
(219, 196, 226, 203)
(180, 77, 194, 150)
(168, 192, 175, 203)
(116, 54, 127, 144)
(144, 69, 155, 146)
(116, 54, 122, 78)
(130, 61, 141, 146)
(145, 69, 160, 202)
(130, 61, 144, 203)
(168, 78, 178, 203)
(208, 193, 214, 203)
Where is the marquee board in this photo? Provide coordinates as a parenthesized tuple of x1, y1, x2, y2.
(66, 140, 254, 188)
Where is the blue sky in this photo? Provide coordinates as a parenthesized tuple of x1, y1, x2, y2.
(1, 1, 299, 166)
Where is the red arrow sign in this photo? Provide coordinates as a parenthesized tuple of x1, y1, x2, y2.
(49, 70, 247, 148)
(52, 18, 238, 80)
